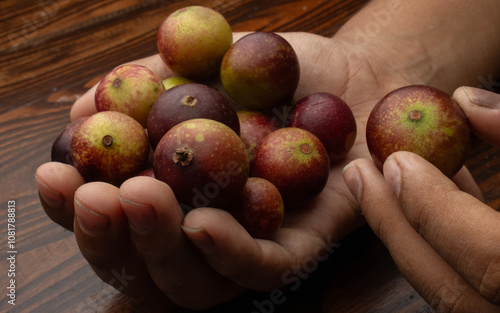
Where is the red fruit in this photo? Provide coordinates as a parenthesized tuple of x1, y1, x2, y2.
(237, 110, 279, 167)
(136, 167, 155, 178)
(287, 92, 357, 162)
(220, 31, 300, 110)
(154, 118, 249, 211)
(252, 127, 330, 207)
(230, 177, 284, 239)
(366, 85, 470, 177)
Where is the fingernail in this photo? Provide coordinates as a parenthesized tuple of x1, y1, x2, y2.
(74, 198, 109, 235)
(120, 197, 154, 233)
(461, 86, 500, 108)
(342, 163, 362, 202)
(35, 173, 64, 208)
(181, 225, 214, 252)
(383, 157, 402, 198)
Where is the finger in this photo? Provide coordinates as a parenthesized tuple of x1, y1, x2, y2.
(35, 162, 85, 231)
(343, 158, 499, 312)
(182, 207, 332, 291)
(118, 177, 243, 309)
(69, 54, 172, 122)
(73, 182, 156, 297)
(452, 165, 484, 202)
(69, 84, 98, 121)
(383, 151, 500, 304)
(453, 86, 500, 146)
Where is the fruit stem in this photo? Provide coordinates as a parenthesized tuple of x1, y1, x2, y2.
(173, 147, 194, 166)
(409, 110, 422, 122)
(181, 95, 198, 107)
(112, 78, 122, 88)
(102, 135, 113, 147)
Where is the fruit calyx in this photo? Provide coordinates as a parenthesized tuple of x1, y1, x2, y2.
(409, 110, 423, 122)
(112, 78, 122, 88)
(181, 95, 198, 107)
(173, 147, 194, 166)
(102, 135, 114, 147)
(299, 143, 312, 154)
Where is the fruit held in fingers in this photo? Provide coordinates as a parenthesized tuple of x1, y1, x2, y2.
(154, 118, 249, 211)
(366, 85, 470, 177)
(70, 111, 149, 185)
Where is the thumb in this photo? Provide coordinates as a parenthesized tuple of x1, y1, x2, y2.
(453, 86, 500, 146)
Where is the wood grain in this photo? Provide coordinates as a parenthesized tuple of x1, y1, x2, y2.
(1, 1, 499, 312)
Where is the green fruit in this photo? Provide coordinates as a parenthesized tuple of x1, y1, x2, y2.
(95, 64, 164, 127)
(162, 76, 194, 90)
(71, 111, 149, 185)
(157, 6, 232, 79)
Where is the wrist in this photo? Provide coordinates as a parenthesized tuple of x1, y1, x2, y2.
(333, 0, 500, 94)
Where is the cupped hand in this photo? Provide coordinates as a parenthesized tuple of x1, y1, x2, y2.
(343, 87, 500, 312)
(35, 31, 466, 309)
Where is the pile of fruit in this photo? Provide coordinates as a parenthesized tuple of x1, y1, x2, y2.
(51, 6, 470, 239)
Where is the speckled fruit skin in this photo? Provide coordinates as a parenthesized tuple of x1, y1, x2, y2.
(95, 64, 165, 128)
(252, 127, 330, 207)
(230, 177, 284, 239)
(287, 92, 357, 162)
(220, 32, 300, 110)
(237, 110, 279, 167)
(157, 6, 232, 79)
(366, 85, 470, 177)
(51, 117, 89, 166)
(71, 111, 149, 185)
(147, 83, 240, 149)
(154, 118, 249, 211)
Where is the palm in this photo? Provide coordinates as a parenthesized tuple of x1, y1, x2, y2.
(36, 32, 414, 309)
(275, 32, 410, 243)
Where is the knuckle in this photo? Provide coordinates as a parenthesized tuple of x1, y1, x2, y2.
(478, 258, 500, 304)
(427, 279, 469, 313)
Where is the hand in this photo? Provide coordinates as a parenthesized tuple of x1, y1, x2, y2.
(35, 30, 419, 308)
(343, 87, 500, 312)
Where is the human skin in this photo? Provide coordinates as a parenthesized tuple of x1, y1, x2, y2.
(35, 0, 500, 310)
(343, 88, 500, 313)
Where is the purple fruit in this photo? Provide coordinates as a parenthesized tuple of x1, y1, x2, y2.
(51, 117, 88, 165)
(287, 92, 357, 162)
(154, 118, 249, 210)
(147, 83, 239, 149)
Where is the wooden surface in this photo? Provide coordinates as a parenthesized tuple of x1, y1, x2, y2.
(1, 1, 499, 312)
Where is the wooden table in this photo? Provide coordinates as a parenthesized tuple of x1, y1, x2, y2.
(1, 1, 499, 312)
